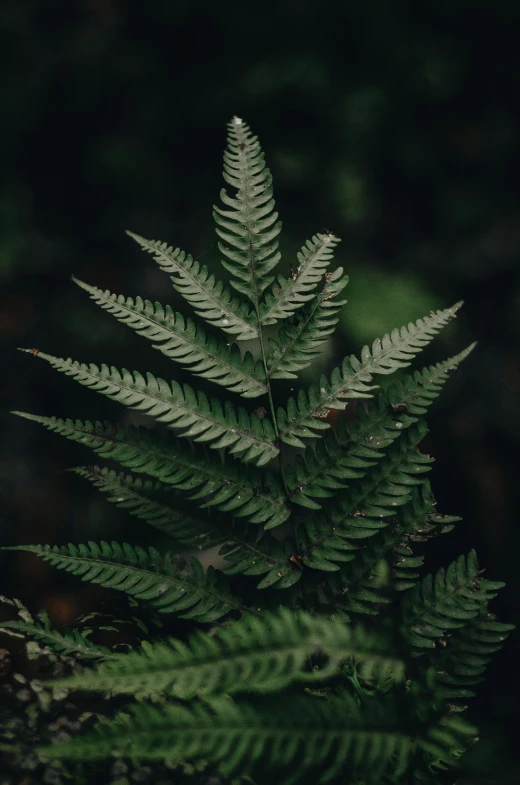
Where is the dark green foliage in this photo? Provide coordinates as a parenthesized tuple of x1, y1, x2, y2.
(5, 119, 513, 784)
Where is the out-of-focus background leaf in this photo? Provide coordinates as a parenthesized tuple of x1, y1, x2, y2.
(0, 0, 518, 780)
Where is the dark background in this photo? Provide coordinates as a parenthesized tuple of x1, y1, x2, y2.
(1, 0, 519, 781)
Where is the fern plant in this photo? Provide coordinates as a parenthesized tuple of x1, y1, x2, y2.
(3, 117, 513, 785)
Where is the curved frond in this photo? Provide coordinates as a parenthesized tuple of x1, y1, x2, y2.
(47, 607, 404, 699)
(11, 414, 290, 530)
(126, 231, 257, 341)
(213, 117, 281, 303)
(38, 693, 413, 784)
(277, 302, 463, 447)
(287, 345, 475, 506)
(20, 350, 278, 466)
(297, 423, 433, 573)
(267, 267, 349, 379)
(401, 551, 506, 653)
(260, 233, 341, 325)
(3, 543, 241, 622)
(72, 277, 267, 398)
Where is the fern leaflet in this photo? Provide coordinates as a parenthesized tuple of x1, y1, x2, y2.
(126, 231, 257, 341)
(72, 277, 267, 397)
(277, 302, 463, 447)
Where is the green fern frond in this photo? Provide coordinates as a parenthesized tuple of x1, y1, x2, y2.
(46, 607, 404, 698)
(19, 351, 278, 466)
(277, 303, 463, 447)
(259, 233, 341, 325)
(267, 267, 349, 379)
(213, 117, 281, 303)
(72, 466, 222, 548)
(288, 344, 475, 507)
(2, 543, 241, 622)
(315, 483, 441, 616)
(72, 277, 267, 398)
(0, 613, 115, 661)
(74, 464, 299, 587)
(38, 693, 413, 785)
(419, 714, 477, 771)
(126, 231, 257, 341)
(433, 610, 515, 699)
(401, 551, 506, 653)
(11, 414, 290, 529)
(298, 423, 433, 573)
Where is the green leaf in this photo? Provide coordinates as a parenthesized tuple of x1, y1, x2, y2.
(72, 277, 267, 398)
(213, 117, 282, 304)
(11, 414, 290, 529)
(277, 302, 463, 447)
(401, 552, 506, 653)
(2, 543, 241, 622)
(287, 344, 475, 506)
(260, 233, 341, 325)
(267, 267, 349, 379)
(20, 350, 278, 466)
(298, 423, 433, 573)
(46, 607, 404, 698)
(0, 617, 115, 661)
(37, 693, 413, 784)
(126, 231, 257, 341)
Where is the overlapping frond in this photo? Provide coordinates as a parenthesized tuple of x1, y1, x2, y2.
(72, 277, 267, 398)
(260, 233, 341, 325)
(20, 350, 277, 466)
(38, 693, 413, 785)
(2, 543, 241, 622)
(213, 117, 281, 303)
(287, 345, 475, 506)
(72, 466, 222, 548)
(314, 482, 453, 616)
(297, 424, 433, 573)
(401, 552, 506, 653)
(267, 267, 349, 379)
(126, 231, 257, 340)
(434, 610, 515, 699)
(12, 414, 290, 529)
(74, 465, 299, 586)
(47, 607, 404, 698)
(277, 302, 463, 447)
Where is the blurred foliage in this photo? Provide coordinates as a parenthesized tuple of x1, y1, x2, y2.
(0, 0, 519, 780)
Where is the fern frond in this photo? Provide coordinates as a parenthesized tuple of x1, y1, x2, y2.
(72, 466, 222, 548)
(433, 610, 515, 699)
(213, 117, 281, 303)
(11, 414, 290, 529)
(419, 714, 477, 772)
(19, 351, 278, 466)
(259, 233, 340, 325)
(38, 694, 413, 785)
(315, 483, 441, 616)
(0, 613, 115, 661)
(72, 277, 267, 398)
(126, 231, 257, 341)
(73, 465, 299, 586)
(401, 551, 506, 653)
(298, 423, 433, 573)
(47, 607, 404, 698)
(267, 267, 349, 379)
(277, 302, 463, 447)
(288, 345, 475, 506)
(3, 543, 241, 622)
